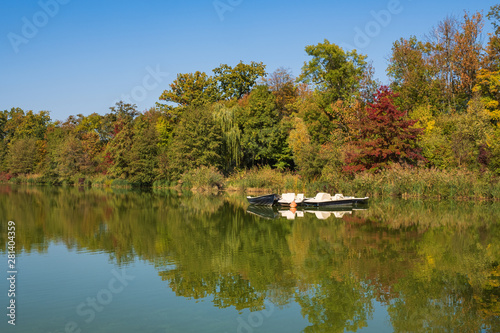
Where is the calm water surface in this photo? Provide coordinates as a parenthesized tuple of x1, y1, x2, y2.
(1, 185, 500, 332)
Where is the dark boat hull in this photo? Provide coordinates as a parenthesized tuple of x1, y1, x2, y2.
(246, 206, 279, 219)
(247, 194, 278, 206)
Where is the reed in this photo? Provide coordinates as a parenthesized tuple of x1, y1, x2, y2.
(339, 167, 500, 200)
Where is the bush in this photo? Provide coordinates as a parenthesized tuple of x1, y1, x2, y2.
(180, 166, 224, 191)
(111, 179, 131, 188)
(0, 172, 13, 182)
(153, 179, 172, 189)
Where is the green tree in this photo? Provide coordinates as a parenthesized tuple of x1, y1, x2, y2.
(289, 86, 335, 145)
(288, 117, 326, 179)
(54, 136, 91, 179)
(238, 85, 292, 169)
(12, 109, 50, 140)
(298, 39, 367, 107)
(105, 123, 134, 179)
(387, 36, 440, 112)
(212, 103, 242, 174)
(109, 101, 138, 124)
(128, 110, 159, 184)
(473, 69, 500, 122)
(164, 106, 223, 179)
(475, 6, 500, 123)
(104, 102, 139, 179)
(486, 4, 500, 71)
(159, 71, 218, 107)
(450, 95, 493, 170)
(8, 138, 38, 174)
(213, 61, 266, 100)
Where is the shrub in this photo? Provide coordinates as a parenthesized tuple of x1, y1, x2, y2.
(180, 166, 224, 190)
(111, 179, 131, 188)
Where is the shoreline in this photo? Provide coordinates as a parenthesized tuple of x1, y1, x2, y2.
(2, 169, 500, 202)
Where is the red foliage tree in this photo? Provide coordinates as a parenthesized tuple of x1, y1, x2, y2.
(343, 86, 425, 173)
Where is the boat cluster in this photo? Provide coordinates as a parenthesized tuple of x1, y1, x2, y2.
(247, 192, 369, 207)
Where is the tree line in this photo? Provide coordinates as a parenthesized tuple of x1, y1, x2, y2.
(1, 5, 499, 186)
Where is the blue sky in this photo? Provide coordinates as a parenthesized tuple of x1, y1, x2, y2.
(0, 0, 496, 121)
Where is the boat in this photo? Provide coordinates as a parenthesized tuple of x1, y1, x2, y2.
(303, 193, 369, 207)
(246, 193, 279, 206)
(247, 205, 279, 219)
(277, 193, 305, 206)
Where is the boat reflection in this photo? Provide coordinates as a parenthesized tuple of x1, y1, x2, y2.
(246, 204, 280, 219)
(247, 205, 367, 220)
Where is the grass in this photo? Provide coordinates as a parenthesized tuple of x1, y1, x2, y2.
(226, 166, 500, 200)
(337, 167, 500, 200)
(226, 166, 305, 193)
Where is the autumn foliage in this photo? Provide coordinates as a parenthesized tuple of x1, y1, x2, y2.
(344, 86, 425, 173)
(1, 4, 500, 186)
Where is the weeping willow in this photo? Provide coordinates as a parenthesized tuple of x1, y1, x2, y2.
(212, 104, 242, 173)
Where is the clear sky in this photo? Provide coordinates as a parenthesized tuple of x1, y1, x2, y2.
(0, 0, 495, 121)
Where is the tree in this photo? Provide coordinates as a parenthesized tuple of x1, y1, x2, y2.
(109, 101, 138, 124)
(387, 36, 440, 112)
(102, 102, 140, 178)
(105, 123, 134, 179)
(449, 95, 493, 170)
(0, 108, 51, 169)
(55, 136, 92, 179)
(453, 11, 484, 105)
(298, 39, 367, 107)
(128, 111, 159, 184)
(288, 117, 327, 179)
(238, 85, 292, 169)
(486, 4, 500, 71)
(263, 67, 298, 115)
(159, 71, 218, 107)
(213, 61, 266, 100)
(426, 16, 459, 112)
(212, 104, 242, 174)
(473, 69, 500, 122)
(474, 6, 500, 123)
(289, 85, 335, 145)
(8, 138, 38, 174)
(344, 86, 425, 173)
(164, 106, 223, 179)
(359, 62, 380, 105)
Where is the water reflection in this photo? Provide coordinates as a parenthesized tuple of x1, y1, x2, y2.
(247, 205, 364, 220)
(1, 185, 500, 332)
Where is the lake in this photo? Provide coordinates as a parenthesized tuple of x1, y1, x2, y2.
(1, 185, 500, 332)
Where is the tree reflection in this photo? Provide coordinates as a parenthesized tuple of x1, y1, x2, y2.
(1, 185, 500, 332)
